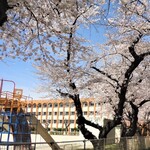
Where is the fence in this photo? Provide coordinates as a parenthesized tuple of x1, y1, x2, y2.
(0, 136, 150, 150)
(57, 136, 150, 150)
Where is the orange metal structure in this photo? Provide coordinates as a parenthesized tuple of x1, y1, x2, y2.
(0, 79, 32, 149)
(0, 79, 29, 113)
(0, 79, 61, 150)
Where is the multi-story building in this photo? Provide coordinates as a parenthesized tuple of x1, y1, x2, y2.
(26, 98, 110, 135)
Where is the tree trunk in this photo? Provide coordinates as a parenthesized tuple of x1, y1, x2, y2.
(0, 0, 12, 26)
(72, 94, 101, 149)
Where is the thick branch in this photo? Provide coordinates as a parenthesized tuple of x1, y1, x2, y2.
(84, 118, 103, 131)
(140, 51, 150, 58)
(138, 99, 150, 108)
(56, 89, 74, 99)
(129, 33, 143, 59)
(91, 66, 119, 84)
(117, 34, 146, 117)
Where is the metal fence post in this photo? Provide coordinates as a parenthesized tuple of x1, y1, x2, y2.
(103, 138, 104, 150)
(83, 140, 86, 150)
(50, 142, 54, 150)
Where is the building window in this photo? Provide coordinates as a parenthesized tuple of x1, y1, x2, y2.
(38, 104, 41, 108)
(49, 104, 52, 107)
(65, 112, 69, 115)
(28, 104, 31, 108)
(48, 120, 51, 123)
(65, 103, 69, 107)
(38, 112, 41, 115)
(70, 120, 74, 123)
(97, 102, 101, 106)
(82, 102, 87, 107)
(49, 112, 52, 115)
(33, 104, 36, 108)
(90, 111, 94, 115)
(43, 112, 46, 115)
(59, 103, 63, 107)
(71, 112, 75, 115)
(64, 120, 68, 124)
(43, 103, 47, 108)
(54, 112, 57, 115)
(89, 102, 94, 106)
(60, 112, 63, 115)
(59, 120, 62, 123)
(84, 111, 87, 115)
(43, 120, 46, 123)
(54, 120, 57, 124)
(71, 128, 74, 132)
(54, 103, 58, 107)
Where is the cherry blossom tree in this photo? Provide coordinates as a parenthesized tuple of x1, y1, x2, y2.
(34, 0, 150, 148)
(0, 0, 150, 149)
(94, 0, 150, 138)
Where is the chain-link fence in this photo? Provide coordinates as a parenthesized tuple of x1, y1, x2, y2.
(57, 136, 150, 150)
(0, 136, 150, 150)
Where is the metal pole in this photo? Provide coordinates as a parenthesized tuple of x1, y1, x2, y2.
(83, 140, 86, 150)
(103, 138, 105, 150)
(0, 79, 16, 98)
(0, 79, 3, 98)
(3, 79, 16, 96)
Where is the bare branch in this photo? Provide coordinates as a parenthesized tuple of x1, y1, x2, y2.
(56, 89, 74, 99)
(138, 99, 150, 108)
(91, 66, 119, 84)
(82, 117, 103, 131)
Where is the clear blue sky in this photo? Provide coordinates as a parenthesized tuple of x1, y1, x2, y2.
(0, 58, 41, 99)
(0, 25, 106, 99)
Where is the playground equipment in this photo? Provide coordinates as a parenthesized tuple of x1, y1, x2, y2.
(0, 79, 61, 150)
(0, 79, 34, 149)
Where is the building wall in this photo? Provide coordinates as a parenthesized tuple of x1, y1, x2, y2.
(26, 98, 110, 135)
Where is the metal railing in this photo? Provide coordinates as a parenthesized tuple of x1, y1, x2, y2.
(0, 136, 150, 150)
(55, 136, 150, 150)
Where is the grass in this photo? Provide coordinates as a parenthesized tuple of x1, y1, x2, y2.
(76, 149, 93, 150)
(74, 144, 118, 150)
(105, 144, 118, 150)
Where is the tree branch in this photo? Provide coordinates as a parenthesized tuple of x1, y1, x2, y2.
(140, 51, 150, 58)
(91, 66, 119, 84)
(129, 33, 143, 59)
(84, 118, 103, 131)
(56, 89, 74, 99)
(138, 99, 150, 108)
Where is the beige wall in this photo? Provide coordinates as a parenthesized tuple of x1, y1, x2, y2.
(25, 98, 106, 135)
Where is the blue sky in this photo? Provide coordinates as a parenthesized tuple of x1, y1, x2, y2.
(0, 58, 41, 99)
